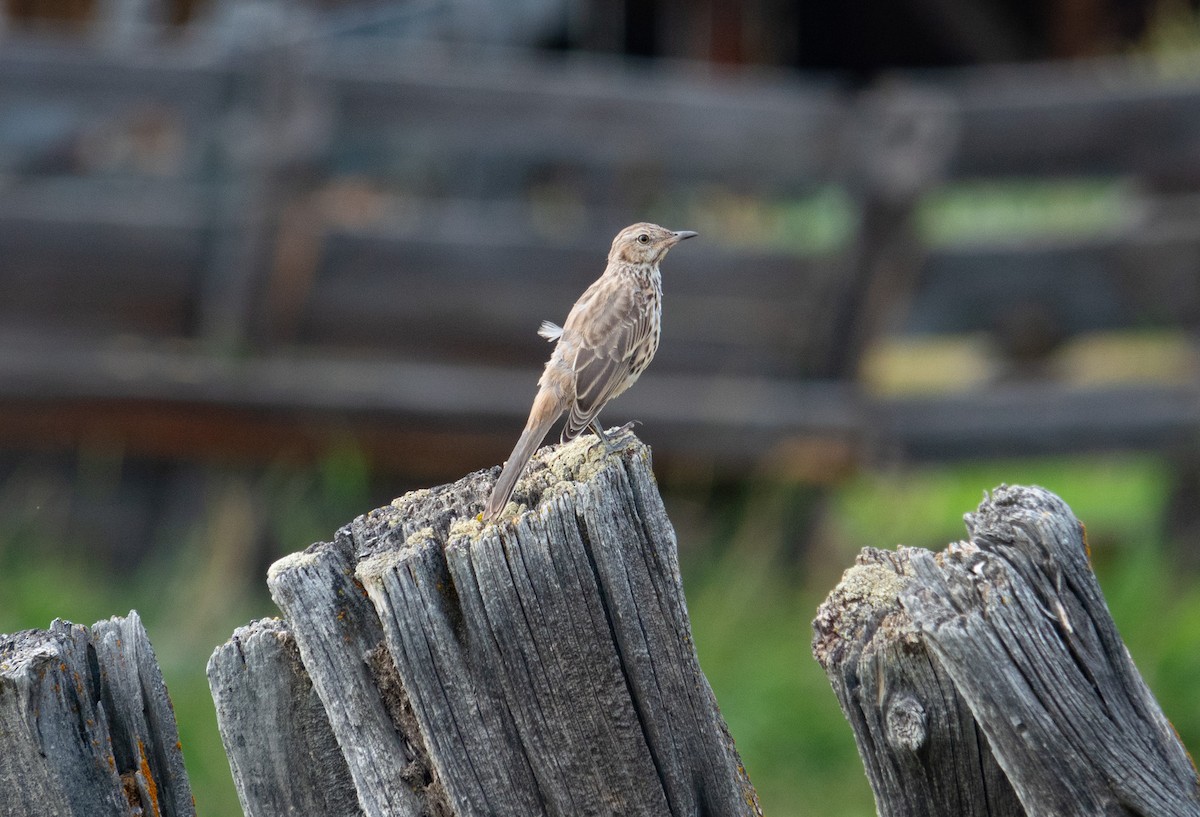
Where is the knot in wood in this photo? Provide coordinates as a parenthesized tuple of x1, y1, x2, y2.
(885, 694, 927, 752)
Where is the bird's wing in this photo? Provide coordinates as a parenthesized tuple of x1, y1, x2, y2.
(560, 280, 654, 440)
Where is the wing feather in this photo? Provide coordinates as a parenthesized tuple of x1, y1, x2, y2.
(559, 281, 655, 441)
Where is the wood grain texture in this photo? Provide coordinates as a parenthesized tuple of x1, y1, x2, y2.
(813, 547, 1023, 817)
(903, 485, 1200, 816)
(266, 532, 432, 817)
(207, 617, 364, 817)
(0, 611, 194, 817)
(815, 484, 1200, 817)
(262, 430, 759, 816)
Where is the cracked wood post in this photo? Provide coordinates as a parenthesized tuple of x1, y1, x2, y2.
(0, 611, 195, 817)
(814, 484, 1200, 817)
(216, 432, 760, 817)
(207, 618, 364, 817)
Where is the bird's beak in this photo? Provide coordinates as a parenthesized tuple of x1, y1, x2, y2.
(671, 230, 699, 243)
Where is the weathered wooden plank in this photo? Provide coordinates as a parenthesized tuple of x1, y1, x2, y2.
(814, 485, 1200, 817)
(0, 625, 130, 817)
(0, 611, 195, 817)
(353, 531, 548, 816)
(0, 330, 863, 467)
(313, 44, 847, 189)
(309, 230, 838, 377)
(909, 228, 1200, 336)
(207, 617, 365, 817)
(266, 534, 431, 817)
(350, 433, 759, 816)
(938, 64, 1200, 178)
(0, 39, 233, 112)
(4, 330, 1200, 472)
(876, 382, 1200, 460)
(89, 613, 195, 817)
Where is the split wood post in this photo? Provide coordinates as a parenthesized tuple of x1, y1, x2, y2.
(0, 611, 195, 817)
(207, 618, 364, 817)
(813, 484, 1200, 817)
(212, 432, 761, 817)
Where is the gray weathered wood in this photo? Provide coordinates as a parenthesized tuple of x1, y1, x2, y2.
(905, 486, 1200, 816)
(207, 617, 365, 817)
(8, 329, 1200, 475)
(0, 611, 195, 817)
(263, 432, 759, 816)
(89, 613, 195, 817)
(815, 485, 1200, 817)
(266, 534, 430, 817)
(813, 547, 1025, 817)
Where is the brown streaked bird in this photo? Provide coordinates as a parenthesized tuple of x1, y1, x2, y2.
(483, 222, 697, 522)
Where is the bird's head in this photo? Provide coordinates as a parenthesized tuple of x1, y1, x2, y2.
(608, 222, 698, 265)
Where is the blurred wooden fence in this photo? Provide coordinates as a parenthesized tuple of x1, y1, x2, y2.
(2, 32, 1200, 479)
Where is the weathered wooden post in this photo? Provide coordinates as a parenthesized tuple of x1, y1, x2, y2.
(209, 432, 761, 817)
(0, 612, 195, 817)
(208, 618, 364, 816)
(814, 484, 1200, 816)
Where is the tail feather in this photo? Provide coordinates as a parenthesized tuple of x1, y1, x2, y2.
(484, 393, 561, 521)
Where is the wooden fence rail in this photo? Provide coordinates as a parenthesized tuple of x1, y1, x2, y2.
(4, 37, 1200, 475)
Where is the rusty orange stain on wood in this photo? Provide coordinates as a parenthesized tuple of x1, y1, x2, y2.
(137, 739, 162, 817)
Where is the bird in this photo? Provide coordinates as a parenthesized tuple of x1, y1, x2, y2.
(483, 222, 697, 522)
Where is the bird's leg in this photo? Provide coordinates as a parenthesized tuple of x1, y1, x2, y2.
(588, 418, 618, 453)
(588, 419, 639, 454)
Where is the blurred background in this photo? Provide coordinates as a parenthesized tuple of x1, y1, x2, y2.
(2, 0, 1200, 814)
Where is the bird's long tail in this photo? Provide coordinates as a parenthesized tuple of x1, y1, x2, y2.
(484, 388, 562, 521)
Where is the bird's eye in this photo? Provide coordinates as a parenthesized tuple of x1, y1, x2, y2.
(637, 234, 650, 244)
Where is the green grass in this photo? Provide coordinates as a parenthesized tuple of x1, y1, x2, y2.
(653, 176, 1132, 259)
(1, 451, 1197, 817)
(686, 549, 876, 816)
(828, 453, 1170, 552)
(917, 179, 1129, 246)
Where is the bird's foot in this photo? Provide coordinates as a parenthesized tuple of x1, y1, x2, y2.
(589, 420, 640, 454)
